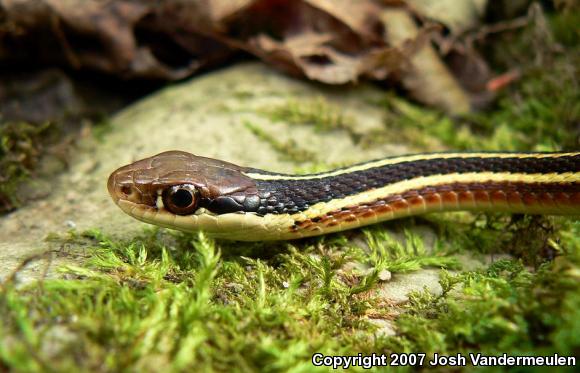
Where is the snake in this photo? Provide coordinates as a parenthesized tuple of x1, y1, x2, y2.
(108, 151, 580, 241)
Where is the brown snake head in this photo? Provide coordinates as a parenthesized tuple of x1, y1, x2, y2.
(107, 151, 258, 217)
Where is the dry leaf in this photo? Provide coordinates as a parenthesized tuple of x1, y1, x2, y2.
(0, 0, 510, 113)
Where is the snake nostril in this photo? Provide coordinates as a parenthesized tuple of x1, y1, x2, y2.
(120, 185, 132, 195)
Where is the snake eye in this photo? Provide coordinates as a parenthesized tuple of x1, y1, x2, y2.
(162, 184, 198, 215)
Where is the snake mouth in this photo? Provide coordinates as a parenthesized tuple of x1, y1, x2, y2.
(107, 165, 158, 209)
(117, 199, 157, 218)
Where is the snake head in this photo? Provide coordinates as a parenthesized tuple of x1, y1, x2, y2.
(107, 151, 258, 218)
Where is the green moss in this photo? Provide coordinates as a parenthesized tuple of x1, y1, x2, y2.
(0, 120, 52, 213)
(91, 119, 115, 142)
(260, 97, 365, 146)
(468, 60, 579, 151)
(549, 11, 580, 47)
(387, 246, 580, 361)
(360, 228, 460, 274)
(0, 229, 377, 371)
(2, 217, 578, 371)
(378, 221, 580, 362)
(244, 120, 318, 163)
(263, 97, 352, 132)
(381, 96, 479, 150)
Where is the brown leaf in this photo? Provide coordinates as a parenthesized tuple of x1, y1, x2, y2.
(381, 7, 472, 114)
(406, 0, 487, 34)
(251, 32, 405, 84)
(303, 0, 384, 41)
(0, 0, 502, 113)
(0, 0, 234, 79)
(217, 0, 404, 84)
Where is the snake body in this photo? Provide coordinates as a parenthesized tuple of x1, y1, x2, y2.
(108, 151, 580, 241)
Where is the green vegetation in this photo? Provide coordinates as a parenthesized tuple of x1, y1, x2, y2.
(262, 96, 354, 134)
(388, 243, 580, 357)
(0, 227, 444, 371)
(1, 217, 578, 372)
(0, 121, 52, 213)
(244, 120, 318, 163)
(258, 96, 375, 148)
